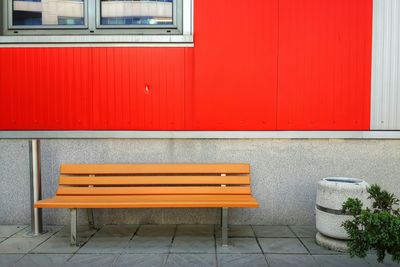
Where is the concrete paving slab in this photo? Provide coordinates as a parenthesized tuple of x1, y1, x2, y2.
(289, 225, 317, 238)
(13, 254, 72, 267)
(65, 254, 118, 267)
(136, 225, 176, 237)
(126, 236, 173, 253)
(266, 254, 319, 267)
(114, 254, 168, 267)
(216, 238, 262, 254)
(0, 237, 48, 254)
(175, 225, 214, 236)
(31, 237, 81, 254)
(165, 254, 217, 267)
(301, 238, 344, 255)
(218, 254, 268, 267)
(215, 225, 255, 237)
(258, 238, 308, 254)
(313, 255, 371, 267)
(0, 225, 27, 238)
(55, 225, 97, 239)
(1, 224, 396, 267)
(0, 254, 24, 267)
(253, 226, 296, 238)
(12, 226, 62, 240)
(77, 236, 130, 254)
(171, 236, 215, 254)
(94, 225, 138, 237)
(364, 254, 400, 267)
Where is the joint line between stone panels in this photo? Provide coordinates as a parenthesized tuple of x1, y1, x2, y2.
(251, 225, 267, 256)
(169, 224, 179, 254)
(131, 225, 140, 241)
(214, 228, 218, 266)
(163, 225, 178, 266)
(297, 235, 312, 255)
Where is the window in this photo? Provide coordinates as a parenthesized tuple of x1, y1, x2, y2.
(0, 0, 193, 44)
(11, 0, 86, 27)
(99, 0, 174, 26)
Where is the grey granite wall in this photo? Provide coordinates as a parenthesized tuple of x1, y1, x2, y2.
(0, 139, 399, 225)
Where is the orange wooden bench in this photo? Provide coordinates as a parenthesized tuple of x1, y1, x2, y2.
(35, 163, 259, 246)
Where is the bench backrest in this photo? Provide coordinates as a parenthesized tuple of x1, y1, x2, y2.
(56, 164, 252, 196)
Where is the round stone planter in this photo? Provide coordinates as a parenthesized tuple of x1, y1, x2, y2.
(316, 177, 370, 251)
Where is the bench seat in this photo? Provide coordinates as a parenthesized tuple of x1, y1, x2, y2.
(36, 195, 259, 208)
(35, 163, 259, 246)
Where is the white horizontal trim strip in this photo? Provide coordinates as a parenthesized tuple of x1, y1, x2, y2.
(0, 35, 194, 48)
(0, 131, 400, 139)
(0, 42, 194, 48)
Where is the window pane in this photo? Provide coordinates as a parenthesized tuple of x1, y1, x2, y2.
(12, 0, 85, 26)
(100, 0, 173, 26)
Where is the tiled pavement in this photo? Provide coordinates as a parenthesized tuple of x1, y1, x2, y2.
(0, 224, 398, 267)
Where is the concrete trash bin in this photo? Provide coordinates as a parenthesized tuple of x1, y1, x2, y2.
(315, 177, 369, 251)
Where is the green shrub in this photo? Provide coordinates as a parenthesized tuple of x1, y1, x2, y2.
(342, 184, 400, 263)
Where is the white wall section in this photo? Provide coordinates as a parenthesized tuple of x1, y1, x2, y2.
(371, 0, 400, 130)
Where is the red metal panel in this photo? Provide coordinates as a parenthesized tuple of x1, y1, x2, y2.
(0, 47, 185, 130)
(0, 0, 372, 131)
(277, 0, 372, 130)
(186, 0, 279, 130)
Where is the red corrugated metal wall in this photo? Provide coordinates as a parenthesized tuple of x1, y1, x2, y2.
(277, 0, 372, 130)
(0, 0, 372, 131)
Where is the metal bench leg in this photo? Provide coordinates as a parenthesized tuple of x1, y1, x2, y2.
(221, 208, 228, 247)
(70, 208, 78, 246)
(87, 208, 95, 229)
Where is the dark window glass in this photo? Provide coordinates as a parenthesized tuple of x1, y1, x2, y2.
(100, 0, 173, 26)
(12, 0, 85, 26)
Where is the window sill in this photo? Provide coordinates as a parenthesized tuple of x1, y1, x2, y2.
(0, 35, 194, 47)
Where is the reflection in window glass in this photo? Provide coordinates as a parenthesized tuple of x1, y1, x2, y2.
(100, 0, 173, 26)
(12, 0, 85, 26)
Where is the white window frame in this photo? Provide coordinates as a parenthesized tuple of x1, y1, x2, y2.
(0, 0, 194, 47)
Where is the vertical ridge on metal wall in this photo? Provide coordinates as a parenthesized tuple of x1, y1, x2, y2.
(371, 0, 400, 130)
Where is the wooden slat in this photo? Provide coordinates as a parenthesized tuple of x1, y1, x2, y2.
(58, 176, 251, 185)
(35, 195, 259, 208)
(54, 195, 256, 201)
(60, 164, 250, 175)
(56, 186, 252, 196)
